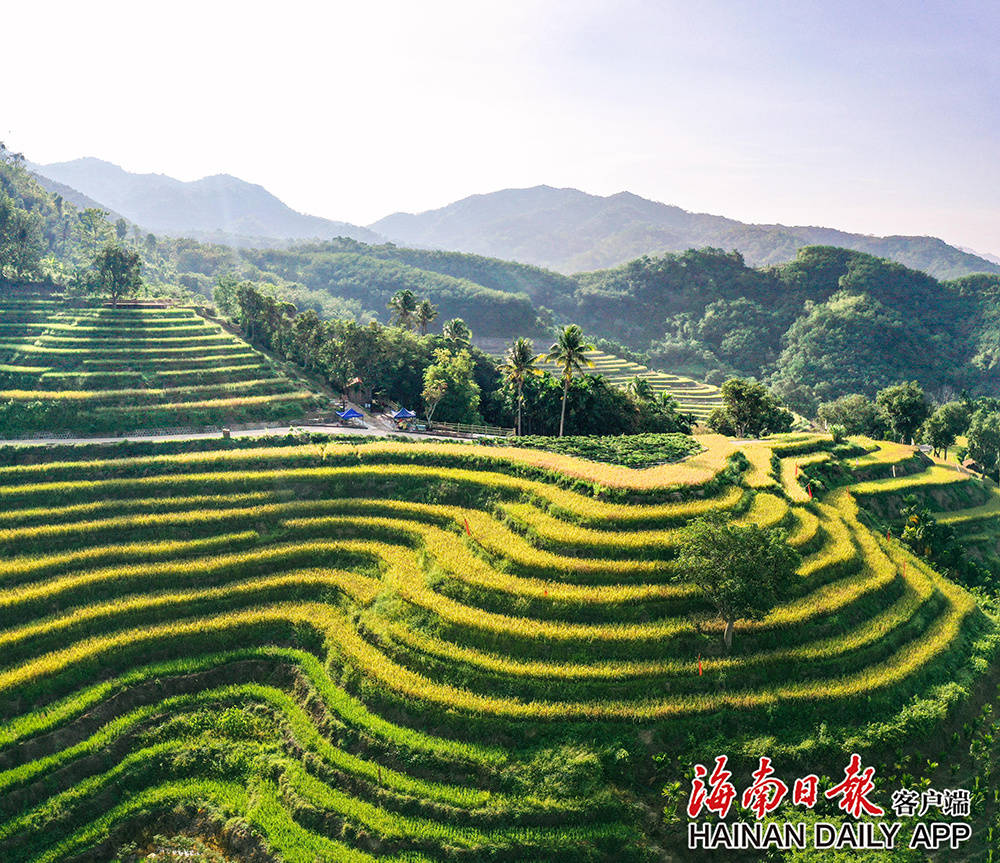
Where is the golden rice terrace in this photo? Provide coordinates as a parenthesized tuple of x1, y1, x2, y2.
(0, 286, 323, 435)
(0, 428, 997, 860)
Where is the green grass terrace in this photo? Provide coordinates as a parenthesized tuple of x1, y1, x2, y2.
(0, 287, 325, 436)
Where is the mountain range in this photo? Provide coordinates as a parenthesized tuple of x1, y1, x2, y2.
(29, 157, 380, 247)
(28, 158, 1000, 280)
(373, 186, 1000, 279)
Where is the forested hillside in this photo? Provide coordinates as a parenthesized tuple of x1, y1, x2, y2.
(574, 247, 1000, 413)
(6, 148, 1000, 419)
(1, 153, 546, 336)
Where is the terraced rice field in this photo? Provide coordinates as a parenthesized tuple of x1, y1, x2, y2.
(534, 349, 723, 420)
(0, 286, 324, 435)
(852, 444, 1000, 580)
(0, 430, 996, 860)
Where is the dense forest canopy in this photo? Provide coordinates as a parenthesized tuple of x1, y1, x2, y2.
(575, 246, 1000, 413)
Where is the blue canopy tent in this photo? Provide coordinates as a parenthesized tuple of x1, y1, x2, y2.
(336, 408, 365, 426)
(392, 408, 416, 420)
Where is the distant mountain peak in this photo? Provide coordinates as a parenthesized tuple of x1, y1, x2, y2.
(25, 157, 999, 281)
(29, 157, 382, 246)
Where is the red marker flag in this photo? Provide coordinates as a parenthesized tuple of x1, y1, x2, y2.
(795, 463, 799, 477)
(464, 517, 471, 535)
(887, 529, 891, 540)
(698, 654, 703, 676)
(807, 484, 813, 499)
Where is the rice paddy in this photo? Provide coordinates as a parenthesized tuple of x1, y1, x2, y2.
(0, 286, 323, 435)
(0, 426, 996, 860)
(533, 349, 724, 420)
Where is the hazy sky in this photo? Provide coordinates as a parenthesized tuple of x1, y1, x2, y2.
(5, 0, 998, 254)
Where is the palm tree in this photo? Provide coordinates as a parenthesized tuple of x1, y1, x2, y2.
(542, 324, 595, 437)
(500, 337, 538, 435)
(415, 299, 438, 335)
(387, 289, 418, 330)
(442, 318, 471, 346)
(629, 376, 655, 402)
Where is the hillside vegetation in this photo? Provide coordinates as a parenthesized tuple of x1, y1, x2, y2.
(0, 432, 997, 859)
(6, 149, 1000, 421)
(576, 246, 1000, 413)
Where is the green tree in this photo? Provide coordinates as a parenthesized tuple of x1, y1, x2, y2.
(899, 495, 959, 565)
(319, 319, 389, 404)
(421, 348, 481, 424)
(422, 379, 448, 422)
(75, 208, 113, 260)
(93, 243, 142, 306)
(442, 317, 472, 346)
(0, 197, 45, 280)
(499, 337, 538, 436)
(937, 400, 972, 438)
(290, 309, 324, 371)
(707, 378, 793, 438)
(236, 282, 265, 342)
(415, 299, 438, 335)
(967, 410, 1000, 481)
(876, 381, 930, 444)
(676, 514, 800, 651)
(921, 411, 954, 458)
(920, 401, 969, 458)
(543, 324, 595, 437)
(817, 393, 881, 437)
(213, 274, 241, 319)
(114, 217, 128, 242)
(628, 376, 655, 402)
(387, 289, 418, 330)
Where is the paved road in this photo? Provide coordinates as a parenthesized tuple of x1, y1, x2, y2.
(0, 422, 443, 447)
(0, 420, 500, 447)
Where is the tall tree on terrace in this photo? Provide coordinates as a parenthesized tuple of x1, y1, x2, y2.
(543, 324, 595, 437)
(677, 514, 800, 651)
(415, 299, 438, 335)
(0, 196, 45, 280)
(387, 289, 418, 331)
(236, 283, 264, 342)
(967, 409, 1000, 482)
(500, 337, 538, 436)
(93, 243, 142, 307)
(707, 378, 794, 438)
(876, 381, 930, 444)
